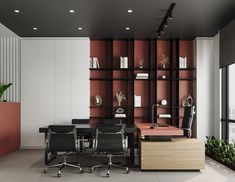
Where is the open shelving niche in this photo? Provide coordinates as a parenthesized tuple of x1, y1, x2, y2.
(90, 39, 196, 137)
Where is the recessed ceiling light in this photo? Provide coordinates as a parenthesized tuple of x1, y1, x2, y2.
(33, 27, 38, 31)
(14, 9, 20, 13)
(69, 9, 75, 13)
(78, 27, 82, 30)
(127, 9, 133, 13)
(126, 27, 130, 30)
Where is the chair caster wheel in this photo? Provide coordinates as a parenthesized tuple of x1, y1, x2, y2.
(126, 167, 129, 174)
(43, 167, 47, 173)
(57, 170, 61, 177)
(106, 171, 110, 177)
(79, 168, 83, 174)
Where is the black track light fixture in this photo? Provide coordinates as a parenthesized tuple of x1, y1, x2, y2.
(157, 3, 175, 38)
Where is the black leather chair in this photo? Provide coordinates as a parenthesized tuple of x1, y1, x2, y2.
(104, 118, 121, 125)
(91, 125, 129, 177)
(44, 125, 82, 177)
(71, 119, 92, 151)
(181, 106, 195, 138)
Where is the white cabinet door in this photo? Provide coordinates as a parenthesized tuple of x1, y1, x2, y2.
(21, 40, 38, 147)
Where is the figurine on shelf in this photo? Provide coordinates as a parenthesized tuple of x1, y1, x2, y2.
(182, 94, 193, 107)
(138, 58, 144, 69)
(116, 91, 127, 106)
(94, 95, 102, 106)
(160, 54, 169, 68)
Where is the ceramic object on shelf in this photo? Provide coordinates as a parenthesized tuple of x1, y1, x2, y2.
(161, 99, 167, 106)
(94, 95, 102, 106)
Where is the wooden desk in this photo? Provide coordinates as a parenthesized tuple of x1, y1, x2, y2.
(140, 138, 205, 170)
(135, 122, 184, 136)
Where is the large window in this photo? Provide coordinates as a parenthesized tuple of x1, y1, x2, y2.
(221, 63, 235, 143)
(228, 64, 235, 143)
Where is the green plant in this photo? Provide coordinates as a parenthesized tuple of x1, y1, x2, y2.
(206, 136, 235, 170)
(0, 83, 12, 102)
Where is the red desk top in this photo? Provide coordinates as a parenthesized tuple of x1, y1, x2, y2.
(135, 121, 183, 136)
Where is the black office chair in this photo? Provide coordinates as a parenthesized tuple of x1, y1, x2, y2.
(72, 119, 92, 151)
(104, 118, 122, 125)
(181, 106, 195, 138)
(44, 125, 82, 177)
(91, 125, 129, 177)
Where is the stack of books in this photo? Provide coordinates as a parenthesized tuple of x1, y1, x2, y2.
(136, 73, 149, 79)
(158, 114, 171, 118)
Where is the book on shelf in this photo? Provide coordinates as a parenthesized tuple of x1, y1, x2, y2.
(179, 57, 187, 68)
(136, 76, 148, 79)
(120, 57, 128, 68)
(134, 95, 141, 107)
(158, 114, 171, 118)
(114, 113, 126, 118)
(89, 57, 100, 69)
(135, 73, 149, 79)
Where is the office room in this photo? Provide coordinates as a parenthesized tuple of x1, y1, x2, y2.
(0, 0, 234, 181)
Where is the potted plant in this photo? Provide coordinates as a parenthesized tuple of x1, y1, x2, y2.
(0, 83, 12, 102)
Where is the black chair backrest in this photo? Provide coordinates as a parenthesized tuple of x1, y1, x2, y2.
(181, 106, 195, 129)
(96, 125, 124, 153)
(72, 119, 89, 124)
(48, 125, 77, 152)
(104, 118, 121, 125)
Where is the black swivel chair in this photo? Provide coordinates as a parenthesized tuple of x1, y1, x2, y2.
(44, 125, 82, 177)
(72, 119, 92, 151)
(181, 106, 195, 138)
(104, 118, 122, 125)
(91, 125, 129, 177)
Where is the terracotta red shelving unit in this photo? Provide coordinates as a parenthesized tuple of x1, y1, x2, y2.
(90, 39, 196, 136)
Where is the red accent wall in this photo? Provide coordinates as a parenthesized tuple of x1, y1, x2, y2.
(0, 102, 20, 156)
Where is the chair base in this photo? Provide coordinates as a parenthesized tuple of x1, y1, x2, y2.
(90, 155, 129, 177)
(44, 155, 82, 177)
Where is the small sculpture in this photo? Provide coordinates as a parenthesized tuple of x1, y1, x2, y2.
(94, 95, 102, 106)
(182, 94, 193, 107)
(139, 58, 144, 69)
(160, 54, 169, 68)
(116, 91, 127, 106)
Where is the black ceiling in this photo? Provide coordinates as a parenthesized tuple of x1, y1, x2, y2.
(0, 0, 235, 39)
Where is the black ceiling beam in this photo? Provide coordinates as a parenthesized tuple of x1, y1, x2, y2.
(157, 3, 176, 37)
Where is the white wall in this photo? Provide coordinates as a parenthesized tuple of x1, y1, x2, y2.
(21, 38, 90, 148)
(0, 23, 20, 102)
(213, 33, 220, 139)
(194, 34, 220, 141)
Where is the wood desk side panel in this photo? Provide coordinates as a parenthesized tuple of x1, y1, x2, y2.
(141, 139, 205, 170)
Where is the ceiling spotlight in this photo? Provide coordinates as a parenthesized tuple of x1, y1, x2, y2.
(165, 23, 168, 27)
(78, 27, 82, 30)
(33, 27, 38, 31)
(14, 9, 20, 13)
(126, 27, 130, 30)
(161, 29, 164, 33)
(69, 9, 75, 13)
(127, 9, 133, 13)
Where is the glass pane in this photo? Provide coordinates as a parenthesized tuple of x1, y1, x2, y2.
(229, 64, 235, 119)
(229, 123, 235, 143)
